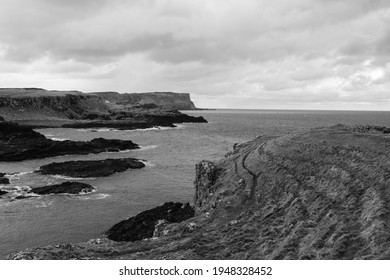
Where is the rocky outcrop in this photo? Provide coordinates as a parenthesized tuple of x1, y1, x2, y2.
(106, 202, 195, 242)
(0, 89, 206, 128)
(31, 182, 94, 195)
(61, 110, 207, 130)
(0, 122, 139, 161)
(11, 124, 390, 260)
(38, 158, 145, 178)
(94, 91, 198, 110)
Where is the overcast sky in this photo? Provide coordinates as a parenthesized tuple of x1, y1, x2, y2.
(0, 0, 390, 110)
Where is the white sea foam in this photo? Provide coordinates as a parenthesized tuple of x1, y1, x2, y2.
(50, 175, 97, 180)
(50, 137, 69, 141)
(139, 160, 156, 168)
(34, 200, 54, 208)
(138, 145, 158, 151)
(6, 171, 34, 180)
(76, 193, 110, 200)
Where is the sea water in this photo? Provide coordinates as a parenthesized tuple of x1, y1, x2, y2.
(1, 109, 390, 258)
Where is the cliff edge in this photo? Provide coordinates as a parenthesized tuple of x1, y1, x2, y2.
(93, 91, 198, 110)
(8, 124, 390, 259)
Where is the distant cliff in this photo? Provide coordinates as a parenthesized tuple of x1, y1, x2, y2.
(94, 91, 198, 110)
(8, 125, 390, 260)
(0, 89, 200, 122)
(0, 88, 109, 120)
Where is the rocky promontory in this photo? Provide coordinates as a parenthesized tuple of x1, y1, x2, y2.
(10, 124, 390, 260)
(30, 182, 95, 195)
(0, 122, 139, 161)
(0, 88, 207, 129)
(94, 91, 198, 110)
(107, 202, 195, 242)
(38, 158, 145, 178)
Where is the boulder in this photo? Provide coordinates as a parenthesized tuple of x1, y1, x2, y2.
(107, 202, 195, 242)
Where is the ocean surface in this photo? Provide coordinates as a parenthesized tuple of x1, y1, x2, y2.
(1, 109, 390, 258)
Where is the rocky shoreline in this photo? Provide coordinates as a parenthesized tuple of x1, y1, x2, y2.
(7, 124, 390, 260)
(38, 158, 145, 178)
(30, 182, 95, 196)
(0, 122, 140, 161)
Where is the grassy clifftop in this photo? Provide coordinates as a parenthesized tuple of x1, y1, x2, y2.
(8, 124, 390, 259)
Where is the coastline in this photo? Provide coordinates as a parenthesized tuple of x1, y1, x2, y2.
(6, 124, 390, 260)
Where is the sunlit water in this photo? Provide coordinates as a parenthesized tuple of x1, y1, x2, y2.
(1, 109, 390, 258)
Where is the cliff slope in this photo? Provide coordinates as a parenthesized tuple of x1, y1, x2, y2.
(8, 124, 390, 260)
(0, 88, 108, 120)
(94, 91, 197, 110)
(0, 88, 206, 128)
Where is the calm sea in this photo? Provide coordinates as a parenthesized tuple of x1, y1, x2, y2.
(1, 109, 390, 258)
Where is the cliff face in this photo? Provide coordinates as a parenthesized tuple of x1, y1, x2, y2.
(9, 125, 390, 260)
(94, 91, 197, 110)
(0, 88, 200, 122)
(0, 88, 109, 120)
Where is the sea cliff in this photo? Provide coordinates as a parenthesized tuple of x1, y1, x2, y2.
(94, 91, 197, 110)
(8, 124, 390, 259)
(0, 88, 205, 128)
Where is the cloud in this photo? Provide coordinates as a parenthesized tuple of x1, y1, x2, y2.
(0, 0, 390, 109)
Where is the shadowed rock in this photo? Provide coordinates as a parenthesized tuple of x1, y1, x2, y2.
(38, 158, 145, 178)
(0, 122, 139, 161)
(0, 173, 10, 184)
(31, 182, 94, 195)
(107, 202, 195, 242)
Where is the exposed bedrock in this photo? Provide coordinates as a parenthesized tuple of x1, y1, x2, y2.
(0, 122, 139, 161)
(38, 158, 145, 178)
(94, 91, 198, 110)
(106, 202, 195, 242)
(9, 124, 390, 260)
(61, 110, 207, 130)
(31, 182, 94, 195)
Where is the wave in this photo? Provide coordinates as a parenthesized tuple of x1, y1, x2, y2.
(34, 200, 54, 208)
(0, 185, 40, 200)
(138, 124, 186, 131)
(6, 171, 34, 180)
(49, 175, 97, 180)
(76, 193, 110, 201)
(139, 160, 156, 168)
(138, 145, 158, 151)
(50, 137, 69, 141)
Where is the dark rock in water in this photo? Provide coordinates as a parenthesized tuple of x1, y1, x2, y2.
(38, 158, 145, 178)
(107, 202, 195, 242)
(0, 173, 10, 184)
(31, 182, 94, 195)
(0, 190, 8, 196)
(61, 109, 207, 130)
(62, 120, 174, 130)
(0, 122, 139, 161)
